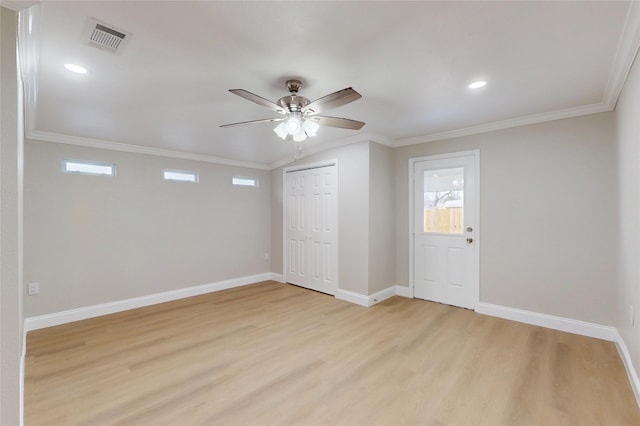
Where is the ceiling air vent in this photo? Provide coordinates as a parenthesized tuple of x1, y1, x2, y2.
(82, 18, 131, 54)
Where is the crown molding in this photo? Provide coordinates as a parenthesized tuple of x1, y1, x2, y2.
(0, 1, 39, 11)
(27, 131, 271, 170)
(393, 101, 612, 147)
(603, 0, 640, 109)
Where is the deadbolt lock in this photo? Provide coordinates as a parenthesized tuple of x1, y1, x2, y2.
(466, 227, 473, 232)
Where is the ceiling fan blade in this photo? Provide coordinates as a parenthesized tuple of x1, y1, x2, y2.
(303, 87, 362, 114)
(220, 117, 284, 128)
(313, 115, 365, 130)
(229, 89, 286, 114)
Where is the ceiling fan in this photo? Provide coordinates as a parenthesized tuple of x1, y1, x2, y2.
(220, 79, 365, 142)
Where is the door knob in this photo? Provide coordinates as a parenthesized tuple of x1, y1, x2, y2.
(467, 227, 473, 232)
(466, 238, 473, 244)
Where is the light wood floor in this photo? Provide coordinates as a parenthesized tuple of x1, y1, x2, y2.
(25, 281, 640, 425)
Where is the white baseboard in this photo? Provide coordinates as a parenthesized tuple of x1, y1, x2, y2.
(335, 285, 396, 307)
(613, 329, 640, 408)
(270, 273, 285, 283)
(475, 302, 640, 408)
(335, 288, 369, 307)
(476, 302, 617, 341)
(20, 328, 26, 426)
(369, 286, 397, 306)
(395, 285, 412, 298)
(24, 272, 273, 331)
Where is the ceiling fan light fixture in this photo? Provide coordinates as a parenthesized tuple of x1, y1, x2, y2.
(273, 122, 288, 139)
(293, 129, 307, 142)
(285, 114, 302, 135)
(302, 119, 319, 137)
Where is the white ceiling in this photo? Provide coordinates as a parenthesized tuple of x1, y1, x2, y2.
(15, 1, 640, 168)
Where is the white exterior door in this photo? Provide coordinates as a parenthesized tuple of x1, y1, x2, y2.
(413, 153, 478, 309)
(285, 165, 338, 295)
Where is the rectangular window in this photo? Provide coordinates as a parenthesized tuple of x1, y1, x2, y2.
(63, 159, 115, 176)
(423, 167, 464, 234)
(163, 169, 198, 183)
(232, 176, 258, 187)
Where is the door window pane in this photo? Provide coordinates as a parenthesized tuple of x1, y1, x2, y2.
(423, 167, 464, 233)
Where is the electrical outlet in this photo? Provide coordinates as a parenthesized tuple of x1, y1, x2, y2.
(630, 305, 635, 326)
(28, 282, 40, 296)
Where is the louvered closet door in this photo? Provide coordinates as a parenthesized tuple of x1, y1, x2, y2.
(285, 165, 338, 295)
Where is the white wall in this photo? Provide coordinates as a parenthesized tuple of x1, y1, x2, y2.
(394, 113, 617, 325)
(24, 140, 271, 317)
(615, 51, 640, 382)
(1, 6, 24, 425)
(368, 142, 395, 294)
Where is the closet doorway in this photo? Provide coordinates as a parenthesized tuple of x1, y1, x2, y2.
(284, 161, 338, 295)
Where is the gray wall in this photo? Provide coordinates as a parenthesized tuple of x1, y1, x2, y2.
(1, 7, 24, 425)
(394, 113, 617, 325)
(271, 141, 371, 295)
(24, 140, 271, 317)
(615, 50, 640, 383)
(368, 142, 396, 294)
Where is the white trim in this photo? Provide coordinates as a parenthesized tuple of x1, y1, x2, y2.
(270, 272, 285, 283)
(27, 131, 270, 170)
(476, 302, 617, 341)
(0, 1, 38, 11)
(408, 150, 480, 308)
(394, 102, 610, 147)
(395, 285, 413, 298)
(604, 1, 640, 109)
(335, 286, 396, 307)
(368, 286, 397, 306)
(20, 328, 26, 426)
(23, 273, 272, 331)
(613, 329, 640, 408)
(335, 289, 369, 307)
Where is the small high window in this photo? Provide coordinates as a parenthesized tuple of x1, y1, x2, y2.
(163, 169, 198, 183)
(232, 176, 258, 187)
(63, 159, 115, 176)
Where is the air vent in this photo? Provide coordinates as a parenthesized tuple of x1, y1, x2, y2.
(82, 18, 131, 54)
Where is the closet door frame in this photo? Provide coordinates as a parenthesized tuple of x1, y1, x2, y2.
(283, 159, 339, 295)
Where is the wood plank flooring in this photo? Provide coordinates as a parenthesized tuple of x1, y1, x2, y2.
(25, 281, 640, 425)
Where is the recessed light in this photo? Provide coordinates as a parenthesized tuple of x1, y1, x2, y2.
(64, 64, 88, 74)
(468, 80, 487, 89)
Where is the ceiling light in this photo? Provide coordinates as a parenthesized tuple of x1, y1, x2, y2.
(302, 119, 319, 137)
(273, 122, 288, 140)
(64, 64, 88, 74)
(285, 114, 302, 135)
(293, 129, 307, 142)
(468, 80, 487, 89)
(274, 115, 320, 142)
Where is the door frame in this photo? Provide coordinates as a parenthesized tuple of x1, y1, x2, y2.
(408, 150, 480, 308)
(282, 159, 339, 292)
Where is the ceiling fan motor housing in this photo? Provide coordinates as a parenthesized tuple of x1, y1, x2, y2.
(278, 95, 309, 113)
